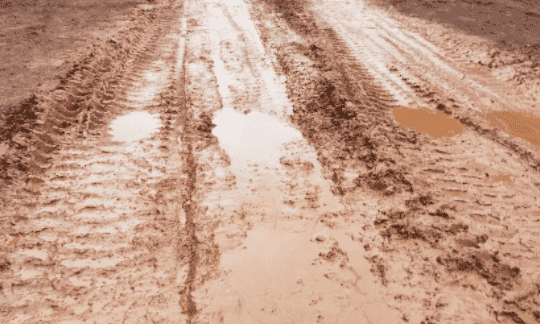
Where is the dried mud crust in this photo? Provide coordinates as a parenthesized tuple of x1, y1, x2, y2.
(249, 0, 540, 323)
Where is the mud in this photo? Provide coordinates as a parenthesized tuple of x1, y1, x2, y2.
(0, 0, 149, 107)
(2, 0, 540, 323)
(250, 0, 540, 323)
(392, 107, 464, 138)
(486, 110, 540, 147)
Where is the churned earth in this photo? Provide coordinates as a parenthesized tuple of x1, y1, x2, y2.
(1, 0, 540, 323)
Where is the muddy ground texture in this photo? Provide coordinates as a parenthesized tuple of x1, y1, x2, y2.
(0, 0, 154, 183)
(366, 0, 540, 100)
(251, 0, 540, 323)
(1, 0, 540, 323)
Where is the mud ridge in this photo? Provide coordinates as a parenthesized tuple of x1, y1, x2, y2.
(175, 4, 226, 321)
(173, 19, 199, 321)
(259, 0, 416, 198)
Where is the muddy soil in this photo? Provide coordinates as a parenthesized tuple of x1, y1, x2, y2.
(0, 0, 152, 108)
(1, 0, 540, 323)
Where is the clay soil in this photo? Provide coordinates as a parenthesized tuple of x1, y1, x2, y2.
(1, 0, 540, 323)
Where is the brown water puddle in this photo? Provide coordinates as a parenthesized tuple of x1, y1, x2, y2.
(486, 111, 540, 147)
(392, 107, 464, 138)
(199, 2, 404, 322)
(487, 173, 512, 184)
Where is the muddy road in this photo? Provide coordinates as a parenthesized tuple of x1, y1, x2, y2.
(1, 0, 540, 323)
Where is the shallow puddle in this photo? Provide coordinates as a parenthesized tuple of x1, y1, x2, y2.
(109, 111, 161, 143)
(392, 106, 464, 137)
(212, 108, 303, 166)
(488, 173, 512, 183)
(216, 226, 401, 323)
(486, 110, 540, 147)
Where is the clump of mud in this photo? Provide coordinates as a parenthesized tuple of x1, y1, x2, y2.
(437, 252, 521, 291)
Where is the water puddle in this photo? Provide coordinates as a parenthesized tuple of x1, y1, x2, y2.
(109, 111, 161, 143)
(487, 173, 512, 184)
(392, 106, 464, 137)
(486, 111, 540, 147)
(212, 108, 303, 167)
(217, 226, 401, 323)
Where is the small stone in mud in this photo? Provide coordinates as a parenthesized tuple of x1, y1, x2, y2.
(435, 295, 449, 308)
(315, 236, 325, 242)
(309, 44, 322, 54)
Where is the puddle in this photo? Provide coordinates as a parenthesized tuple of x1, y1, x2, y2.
(212, 108, 303, 166)
(487, 173, 512, 184)
(217, 226, 401, 323)
(109, 111, 161, 143)
(486, 111, 540, 147)
(392, 107, 464, 137)
(217, 226, 321, 322)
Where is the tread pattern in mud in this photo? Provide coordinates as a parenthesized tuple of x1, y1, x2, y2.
(0, 2, 194, 323)
(250, 1, 540, 323)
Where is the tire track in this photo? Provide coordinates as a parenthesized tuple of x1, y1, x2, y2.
(0, 1, 191, 323)
(249, 0, 540, 323)
(312, 0, 540, 173)
(176, 1, 406, 323)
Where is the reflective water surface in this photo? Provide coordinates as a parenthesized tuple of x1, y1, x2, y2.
(109, 111, 162, 143)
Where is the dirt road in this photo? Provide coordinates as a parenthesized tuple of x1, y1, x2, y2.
(1, 0, 540, 323)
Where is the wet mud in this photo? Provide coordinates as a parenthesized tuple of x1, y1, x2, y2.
(0, 0, 149, 107)
(2, 0, 540, 323)
(250, 0, 540, 323)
